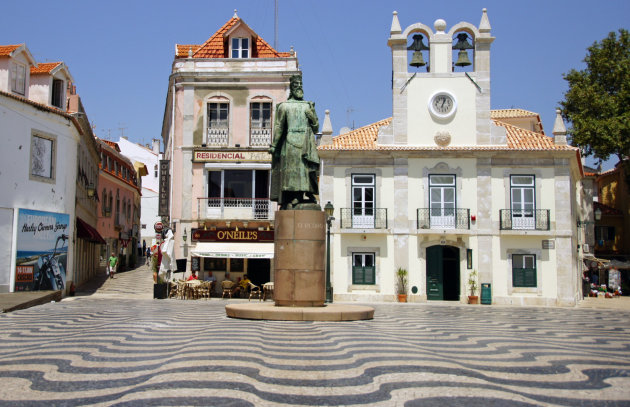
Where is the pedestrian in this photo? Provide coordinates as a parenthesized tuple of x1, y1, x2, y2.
(137, 241, 142, 257)
(142, 240, 147, 256)
(108, 253, 118, 279)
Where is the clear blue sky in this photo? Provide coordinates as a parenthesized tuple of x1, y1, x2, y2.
(3, 0, 628, 170)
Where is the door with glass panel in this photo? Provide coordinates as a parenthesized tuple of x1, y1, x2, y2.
(510, 175, 535, 229)
(352, 174, 375, 228)
(429, 175, 456, 228)
(352, 253, 375, 285)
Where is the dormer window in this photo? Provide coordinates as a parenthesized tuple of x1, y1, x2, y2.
(10, 62, 26, 95)
(231, 37, 249, 58)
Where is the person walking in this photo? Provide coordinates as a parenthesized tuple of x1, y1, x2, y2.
(108, 253, 118, 279)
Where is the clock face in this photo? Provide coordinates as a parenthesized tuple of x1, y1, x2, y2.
(429, 92, 457, 119)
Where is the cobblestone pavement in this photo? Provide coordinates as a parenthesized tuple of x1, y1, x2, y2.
(0, 267, 629, 406)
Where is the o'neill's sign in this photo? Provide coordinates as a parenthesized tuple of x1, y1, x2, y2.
(193, 150, 271, 163)
(192, 228, 274, 243)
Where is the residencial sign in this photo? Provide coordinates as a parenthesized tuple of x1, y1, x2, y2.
(192, 150, 271, 163)
(192, 228, 274, 243)
(158, 160, 170, 216)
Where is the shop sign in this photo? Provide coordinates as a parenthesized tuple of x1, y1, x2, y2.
(542, 240, 555, 249)
(158, 160, 170, 216)
(14, 209, 69, 292)
(193, 150, 271, 163)
(192, 228, 274, 243)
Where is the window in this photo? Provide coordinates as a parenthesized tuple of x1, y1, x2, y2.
(11, 62, 26, 95)
(30, 133, 55, 180)
(208, 170, 269, 200)
(512, 254, 536, 287)
(231, 37, 249, 58)
(141, 224, 147, 229)
(207, 102, 229, 145)
(51, 79, 64, 109)
(353, 253, 375, 284)
(352, 174, 375, 228)
(429, 174, 456, 228)
(251, 102, 272, 129)
(510, 175, 535, 229)
(595, 226, 616, 243)
(102, 189, 108, 215)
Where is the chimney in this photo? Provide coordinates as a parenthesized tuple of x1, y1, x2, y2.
(552, 108, 567, 146)
(152, 139, 160, 154)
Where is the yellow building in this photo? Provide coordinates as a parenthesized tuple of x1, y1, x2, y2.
(318, 10, 586, 306)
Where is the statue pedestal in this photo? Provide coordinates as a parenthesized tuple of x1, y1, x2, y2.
(274, 210, 325, 307)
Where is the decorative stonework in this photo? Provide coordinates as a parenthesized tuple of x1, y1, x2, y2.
(434, 131, 451, 147)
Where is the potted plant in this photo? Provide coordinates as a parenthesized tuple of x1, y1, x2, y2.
(396, 267, 408, 302)
(467, 269, 479, 304)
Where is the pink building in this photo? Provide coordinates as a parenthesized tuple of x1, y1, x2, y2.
(160, 12, 300, 287)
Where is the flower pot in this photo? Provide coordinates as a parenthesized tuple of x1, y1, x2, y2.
(397, 294, 407, 303)
(468, 295, 479, 304)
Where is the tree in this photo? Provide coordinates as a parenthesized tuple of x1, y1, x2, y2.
(560, 29, 630, 179)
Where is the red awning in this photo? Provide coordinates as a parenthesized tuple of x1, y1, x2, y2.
(76, 217, 106, 244)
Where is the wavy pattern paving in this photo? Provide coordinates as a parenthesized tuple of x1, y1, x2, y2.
(1, 297, 630, 406)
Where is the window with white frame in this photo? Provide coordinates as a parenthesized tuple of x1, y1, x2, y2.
(11, 62, 26, 95)
(510, 175, 535, 229)
(231, 37, 249, 58)
(512, 254, 536, 287)
(429, 174, 456, 228)
(250, 101, 272, 146)
(352, 174, 375, 228)
(30, 133, 55, 180)
(207, 102, 229, 145)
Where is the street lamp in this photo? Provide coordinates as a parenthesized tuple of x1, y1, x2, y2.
(182, 228, 188, 243)
(87, 183, 95, 198)
(577, 207, 602, 227)
(324, 201, 335, 303)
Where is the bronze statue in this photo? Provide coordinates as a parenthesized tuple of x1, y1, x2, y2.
(269, 75, 320, 210)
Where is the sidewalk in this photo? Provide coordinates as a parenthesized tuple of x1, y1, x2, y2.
(0, 260, 152, 312)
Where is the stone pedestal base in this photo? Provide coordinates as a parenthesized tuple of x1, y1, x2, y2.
(274, 210, 325, 307)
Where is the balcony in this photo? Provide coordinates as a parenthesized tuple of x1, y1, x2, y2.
(417, 208, 470, 230)
(206, 127, 228, 146)
(197, 197, 275, 220)
(500, 209, 550, 231)
(340, 208, 388, 229)
(250, 128, 272, 147)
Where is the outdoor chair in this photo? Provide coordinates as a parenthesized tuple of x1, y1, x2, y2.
(221, 280, 235, 299)
(248, 282, 262, 301)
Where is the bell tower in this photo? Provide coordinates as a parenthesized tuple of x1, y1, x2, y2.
(387, 9, 495, 146)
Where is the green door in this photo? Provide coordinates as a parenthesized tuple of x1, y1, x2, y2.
(426, 245, 443, 300)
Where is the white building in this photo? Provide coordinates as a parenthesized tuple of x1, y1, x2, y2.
(0, 44, 101, 294)
(116, 137, 162, 246)
(318, 10, 586, 306)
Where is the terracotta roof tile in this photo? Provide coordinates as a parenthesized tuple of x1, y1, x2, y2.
(490, 109, 539, 119)
(318, 110, 577, 152)
(30, 62, 61, 74)
(0, 44, 21, 56)
(176, 17, 291, 59)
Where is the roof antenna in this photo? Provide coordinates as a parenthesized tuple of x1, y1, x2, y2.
(274, 0, 278, 49)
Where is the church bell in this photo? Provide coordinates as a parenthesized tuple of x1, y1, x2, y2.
(452, 33, 473, 67)
(407, 34, 429, 68)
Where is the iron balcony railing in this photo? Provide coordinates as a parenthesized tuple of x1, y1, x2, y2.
(417, 208, 470, 230)
(197, 197, 274, 220)
(500, 209, 550, 231)
(340, 208, 388, 229)
(206, 127, 229, 146)
(250, 128, 272, 146)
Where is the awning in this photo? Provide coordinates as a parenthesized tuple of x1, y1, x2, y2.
(190, 242, 274, 259)
(76, 217, 106, 244)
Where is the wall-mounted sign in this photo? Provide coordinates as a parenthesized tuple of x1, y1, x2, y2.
(158, 160, 170, 217)
(15, 209, 69, 292)
(542, 240, 555, 249)
(193, 150, 271, 163)
(192, 228, 274, 243)
(154, 221, 164, 233)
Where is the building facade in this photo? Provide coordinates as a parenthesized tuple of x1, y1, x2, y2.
(96, 140, 142, 271)
(116, 137, 161, 247)
(318, 10, 586, 306)
(160, 12, 298, 287)
(0, 44, 102, 294)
